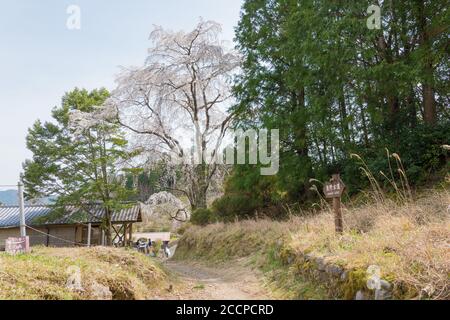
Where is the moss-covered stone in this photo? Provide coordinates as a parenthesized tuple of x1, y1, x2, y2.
(279, 246, 296, 265)
(343, 269, 369, 300)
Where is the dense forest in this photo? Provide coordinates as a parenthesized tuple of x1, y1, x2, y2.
(209, 0, 449, 220)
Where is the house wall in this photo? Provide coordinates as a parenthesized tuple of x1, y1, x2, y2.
(81, 226, 101, 245)
(0, 224, 132, 250)
(46, 226, 78, 247)
(0, 226, 80, 250)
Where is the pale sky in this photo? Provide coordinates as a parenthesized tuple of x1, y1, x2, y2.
(0, 0, 243, 186)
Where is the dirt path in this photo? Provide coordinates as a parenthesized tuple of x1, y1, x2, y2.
(161, 259, 272, 300)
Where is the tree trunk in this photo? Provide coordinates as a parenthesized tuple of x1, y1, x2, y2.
(423, 82, 436, 124)
(193, 187, 207, 210)
(360, 103, 370, 147)
(387, 96, 400, 117)
(293, 88, 310, 158)
(104, 207, 113, 246)
(339, 87, 350, 145)
(191, 163, 208, 210)
(406, 89, 417, 128)
(417, 0, 436, 124)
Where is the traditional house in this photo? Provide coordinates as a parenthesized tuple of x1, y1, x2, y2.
(0, 204, 142, 250)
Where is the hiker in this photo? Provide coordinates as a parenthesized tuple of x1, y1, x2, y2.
(162, 240, 170, 258)
(147, 239, 152, 255)
(164, 245, 171, 258)
(136, 238, 148, 254)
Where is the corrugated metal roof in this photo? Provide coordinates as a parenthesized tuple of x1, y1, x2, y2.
(0, 204, 142, 229)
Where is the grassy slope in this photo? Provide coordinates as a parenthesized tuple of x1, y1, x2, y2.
(174, 190, 450, 300)
(0, 246, 169, 300)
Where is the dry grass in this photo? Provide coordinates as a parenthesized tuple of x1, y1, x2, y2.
(176, 190, 450, 299)
(174, 219, 286, 262)
(176, 152, 450, 299)
(0, 246, 169, 300)
(289, 190, 450, 299)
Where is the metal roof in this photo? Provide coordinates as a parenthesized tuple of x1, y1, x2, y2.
(0, 204, 142, 229)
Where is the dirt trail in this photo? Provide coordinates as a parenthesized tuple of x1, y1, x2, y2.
(162, 259, 272, 300)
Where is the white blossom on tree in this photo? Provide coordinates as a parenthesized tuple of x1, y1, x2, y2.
(141, 191, 190, 224)
(69, 105, 118, 135)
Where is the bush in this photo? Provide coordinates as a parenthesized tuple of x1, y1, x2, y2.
(210, 164, 285, 222)
(190, 208, 217, 226)
(334, 123, 450, 195)
(152, 240, 162, 256)
(176, 223, 191, 235)
(212, 193, 260, 222)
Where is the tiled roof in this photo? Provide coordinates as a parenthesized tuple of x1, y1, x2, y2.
(0, 204, 142, 229)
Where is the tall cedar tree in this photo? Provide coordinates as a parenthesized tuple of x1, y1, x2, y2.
(227, 0, 449, 211)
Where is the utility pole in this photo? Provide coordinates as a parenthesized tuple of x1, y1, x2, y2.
(18, 181, 26, 237)
(87, 223, 92, 247)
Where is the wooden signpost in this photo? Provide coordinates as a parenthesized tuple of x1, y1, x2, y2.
(323, 174, 345, 234)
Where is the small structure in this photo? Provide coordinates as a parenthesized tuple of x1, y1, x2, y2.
(0, 204, 142, 250)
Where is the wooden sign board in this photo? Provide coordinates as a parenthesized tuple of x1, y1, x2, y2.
(323, 175, 345, 199)
(5, 236, 30, 255)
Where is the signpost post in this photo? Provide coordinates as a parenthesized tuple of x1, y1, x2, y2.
(323, 174, 345, 234)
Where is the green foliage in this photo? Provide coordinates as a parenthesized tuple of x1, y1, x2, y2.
(212, 194, 258, 222)
(190, 208, 217, 226)
(220, 0, 449, 218)
(152, 240, 162, 256)
(339, 123, 450, 194)
(211, 164, 284, 221)
(22, 88, 135, 245)
(124, 160, 176, 202)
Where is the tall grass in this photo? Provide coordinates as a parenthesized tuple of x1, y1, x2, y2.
(349, 149, 413, 205)
(177, 151, 450, 299)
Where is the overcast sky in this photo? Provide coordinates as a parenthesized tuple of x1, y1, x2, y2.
(0, 0, 243, 186)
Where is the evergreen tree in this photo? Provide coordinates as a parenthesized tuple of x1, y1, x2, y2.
(221, 0, 449, 216)
(23, 88, 135, 245)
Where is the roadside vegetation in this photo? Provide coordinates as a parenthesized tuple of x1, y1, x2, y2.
(175, 188, 450, 300)
(0, 246, 170, 300)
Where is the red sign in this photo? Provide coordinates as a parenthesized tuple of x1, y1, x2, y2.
(5, 236, 30, 254)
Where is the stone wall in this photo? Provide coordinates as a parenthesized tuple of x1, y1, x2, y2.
(277, 243, 395, 300)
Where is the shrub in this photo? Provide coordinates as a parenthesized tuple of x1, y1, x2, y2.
(152, 240, 162, 256)
(176, 223, 191, 235)
(190, 208, 217, 226)
(212, 193, 260, 222)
